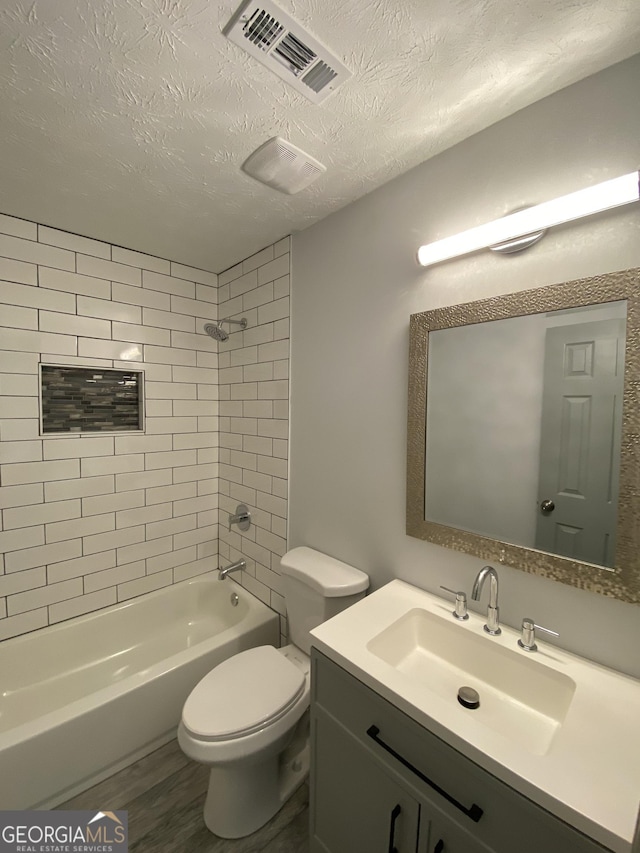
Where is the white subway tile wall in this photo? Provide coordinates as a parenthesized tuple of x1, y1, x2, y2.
(0, 214, 221, 642)
(217, 237, 290, 643)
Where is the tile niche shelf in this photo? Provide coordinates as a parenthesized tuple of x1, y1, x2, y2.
(40, 365, 144, 435)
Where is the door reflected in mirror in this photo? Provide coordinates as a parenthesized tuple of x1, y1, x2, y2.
(406, 267, 640, 604)
(425, 302, 626, 568)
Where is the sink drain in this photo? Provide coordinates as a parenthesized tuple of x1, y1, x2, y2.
(457, 686, 480, 709)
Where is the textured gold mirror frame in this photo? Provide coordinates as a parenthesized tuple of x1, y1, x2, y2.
(407, 267, 640, 604)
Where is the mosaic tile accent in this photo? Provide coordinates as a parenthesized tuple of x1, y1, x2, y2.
(41, 366, 143, 433)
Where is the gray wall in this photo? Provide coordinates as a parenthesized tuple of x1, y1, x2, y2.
(289, 54, 640, 678)
(426, 313, 545, 545)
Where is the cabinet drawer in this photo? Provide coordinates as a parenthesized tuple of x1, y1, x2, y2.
(312, 650, 609, 853)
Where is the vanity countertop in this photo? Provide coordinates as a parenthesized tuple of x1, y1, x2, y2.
(310, 579, 640, 853)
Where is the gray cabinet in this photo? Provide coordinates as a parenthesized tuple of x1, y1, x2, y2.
(313, 707, 420, 853)
(310, 650, 610, 853)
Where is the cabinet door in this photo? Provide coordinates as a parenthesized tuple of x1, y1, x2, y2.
(311, 707, 420, 853)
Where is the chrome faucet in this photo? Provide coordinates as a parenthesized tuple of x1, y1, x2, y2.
(218, 559, 246, 580)
(471, 565, 501, 635)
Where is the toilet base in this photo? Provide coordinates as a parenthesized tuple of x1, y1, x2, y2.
(203, 713, 310, 839)
(202, 748, 309, 839)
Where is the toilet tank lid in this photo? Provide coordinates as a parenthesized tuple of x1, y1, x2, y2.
(280, 547, 369, 596)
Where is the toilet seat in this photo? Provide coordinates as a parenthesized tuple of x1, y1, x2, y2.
(182, 645, 306, 742)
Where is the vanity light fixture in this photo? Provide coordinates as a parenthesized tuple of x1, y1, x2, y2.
(417, 171, 640, 267)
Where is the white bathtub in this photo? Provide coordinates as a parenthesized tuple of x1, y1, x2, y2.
(0, 574, 279, 809)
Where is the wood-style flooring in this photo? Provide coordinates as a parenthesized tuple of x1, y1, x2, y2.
(59, 739, 310, 853)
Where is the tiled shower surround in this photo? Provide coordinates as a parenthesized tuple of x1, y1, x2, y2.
(0, 212, 290, 643)
(216, 239, 291, 644)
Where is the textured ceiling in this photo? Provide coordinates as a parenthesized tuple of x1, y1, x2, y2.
(1, 0, 640, 273)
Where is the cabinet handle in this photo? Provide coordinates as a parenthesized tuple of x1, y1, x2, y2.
(434, 841, 444, 853)
(366, 725, 483, 823)
(388, 803, 401, 853)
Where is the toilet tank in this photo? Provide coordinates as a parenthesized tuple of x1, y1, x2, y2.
(280, 547, 369, 654)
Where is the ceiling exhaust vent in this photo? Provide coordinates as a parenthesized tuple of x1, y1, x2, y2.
(224, 0, 351, 104)
(241, 137, 326, 194)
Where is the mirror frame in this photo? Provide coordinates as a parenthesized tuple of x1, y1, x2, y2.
(407, 266, 640, 604)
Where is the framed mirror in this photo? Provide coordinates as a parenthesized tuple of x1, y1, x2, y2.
(407, 267, 640, 603)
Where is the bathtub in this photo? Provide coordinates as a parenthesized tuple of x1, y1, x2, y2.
(0, 574, 279, 809)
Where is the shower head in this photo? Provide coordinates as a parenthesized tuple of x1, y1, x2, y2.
(204, 323, 229, 342)
(204, 317, 248, 342)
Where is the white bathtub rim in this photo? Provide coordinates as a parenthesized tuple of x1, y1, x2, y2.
(0, 569, 225, 655)
(0, 577, 276, 750)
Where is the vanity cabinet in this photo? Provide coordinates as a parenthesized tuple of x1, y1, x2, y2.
(313, 707, 421, 853)
(310, 650, 611, 853)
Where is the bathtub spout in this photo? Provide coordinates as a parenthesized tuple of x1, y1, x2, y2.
(219, 559, 246, 580)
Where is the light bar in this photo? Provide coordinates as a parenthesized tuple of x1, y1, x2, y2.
(417, 171, 640, 267)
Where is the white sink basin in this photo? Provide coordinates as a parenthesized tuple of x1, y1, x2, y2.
(367, 607, 575, 755)
(310, 578, 640, 853)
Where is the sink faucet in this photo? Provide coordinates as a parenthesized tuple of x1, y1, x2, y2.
(471, 565, 501, 635)
(219, 559, 246, 580)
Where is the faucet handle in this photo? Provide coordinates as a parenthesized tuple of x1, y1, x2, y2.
(518, 617, 559, 652)
(439, 586, 469, 621)
(228, 503, 251, 532)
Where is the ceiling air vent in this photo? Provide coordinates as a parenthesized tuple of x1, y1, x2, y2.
(241, 137, 326, 194)
(224, 0, 351, 104)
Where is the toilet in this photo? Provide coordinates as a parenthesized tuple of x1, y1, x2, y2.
(177, 546, 369, 839)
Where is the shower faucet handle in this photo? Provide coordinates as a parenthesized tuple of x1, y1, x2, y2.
(228, 503, 251, 532)
(439, 586, 469, 620)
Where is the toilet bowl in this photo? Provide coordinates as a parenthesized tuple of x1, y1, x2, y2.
(178, 644, 310, 838)
(178, 546, 369, 839)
